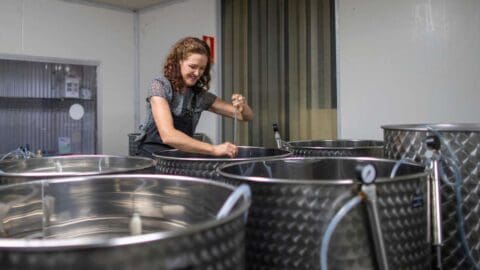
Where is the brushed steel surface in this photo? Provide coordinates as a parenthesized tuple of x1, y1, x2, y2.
(0, 174, 249, 270)
(218, 157, 430, 269)
(154, 146, 292, 180)
(287, 139, 384, 157)
(0, 155, 156, 185)
(383, 123, 480, 270)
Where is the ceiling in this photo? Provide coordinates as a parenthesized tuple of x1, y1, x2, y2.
(75, 0, 170, 11)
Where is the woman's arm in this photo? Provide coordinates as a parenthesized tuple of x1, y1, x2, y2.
(209, 94, 254, 121)
(150, 96, 238, 157)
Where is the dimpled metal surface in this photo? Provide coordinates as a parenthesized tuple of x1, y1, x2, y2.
(288, 140, 384, 158)
(154, 147, 292, 180)
(219, 158, 430, 269)
(157, 158, 228, 179)
(383, 124, 480, 269)
(251, 184, 372, 269)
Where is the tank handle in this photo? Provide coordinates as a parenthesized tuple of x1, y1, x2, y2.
(216, 184, 251, 222)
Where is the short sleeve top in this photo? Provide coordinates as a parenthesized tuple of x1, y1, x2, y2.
(143, 75, 217, 145)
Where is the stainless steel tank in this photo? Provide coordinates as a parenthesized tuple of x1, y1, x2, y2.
(383, 123, 480, 269)
(0, 155, 156, 185)
(218, 157, 430, 269)
(154, 146, 292, 179)
(128, 133, 141, 156)
(0, 174, 250, 270)
(286, 139, 384, 157)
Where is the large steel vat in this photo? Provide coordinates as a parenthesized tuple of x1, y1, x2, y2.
(0, 174, 250, 270)
(218, 157, 430, 269)
(383, 123, 480, 269)
(0, 155, 155, 185)
(285, 139, 384, 157)
(154, 146, 291, 179)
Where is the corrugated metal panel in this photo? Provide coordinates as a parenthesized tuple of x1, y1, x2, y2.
(0, 59, 97, 155)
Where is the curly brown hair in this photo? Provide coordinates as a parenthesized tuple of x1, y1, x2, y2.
(163, 37, 211, 92)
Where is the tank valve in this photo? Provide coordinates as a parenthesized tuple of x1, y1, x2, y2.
(272, 123, 282, 149)
(129, 212, 142, 235)
(425, 135, 441, 151)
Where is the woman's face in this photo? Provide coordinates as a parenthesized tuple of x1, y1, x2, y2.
(179, 53, 208, 87)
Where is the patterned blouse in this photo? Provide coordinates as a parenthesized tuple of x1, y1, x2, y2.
(141, 75, 216, 147)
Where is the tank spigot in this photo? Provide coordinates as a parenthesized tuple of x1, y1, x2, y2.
(272, 123, 283, 149)
(130, 212, 142, 235)
(425, 135, 441, 151)
(272, 123, 279, 133)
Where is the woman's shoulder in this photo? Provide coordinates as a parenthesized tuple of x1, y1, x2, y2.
(153, 75, 171, 87)
(150, 75, 173, 99)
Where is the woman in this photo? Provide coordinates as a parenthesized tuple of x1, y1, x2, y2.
(136, 37, 253, 158)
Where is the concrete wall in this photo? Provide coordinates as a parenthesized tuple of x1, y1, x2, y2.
(138, 0, 221, 144)
(336, 0, 480, 140)
(0, 0, 134, 155)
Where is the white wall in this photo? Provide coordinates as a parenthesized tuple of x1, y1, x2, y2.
(138, 0, 221, 143)
(5, 0, 476, 151)
(336, 0, 480, 140)
(0, 0, 135, 155)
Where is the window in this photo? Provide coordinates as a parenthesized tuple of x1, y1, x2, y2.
(0, 59, 97, 158)
(222, 0, 336, 147)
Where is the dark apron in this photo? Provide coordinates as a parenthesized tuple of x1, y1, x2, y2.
(137, 91, 198, 159)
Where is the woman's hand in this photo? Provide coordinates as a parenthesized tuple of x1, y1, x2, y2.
(212, 142, 238, 158)
(231, 94, 246, 114)
(209, 95, 254, 121)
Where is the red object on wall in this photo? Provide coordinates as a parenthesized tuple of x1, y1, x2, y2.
(202, 35, 215, 63)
